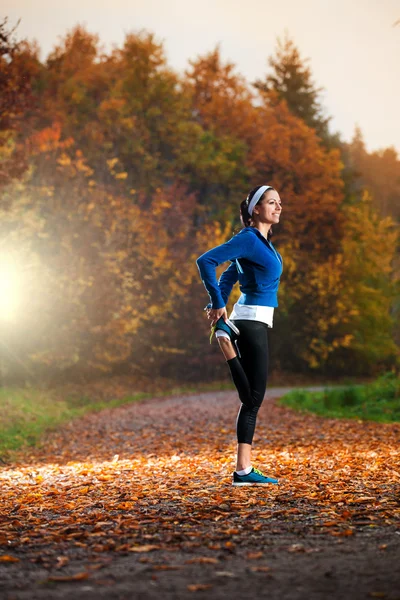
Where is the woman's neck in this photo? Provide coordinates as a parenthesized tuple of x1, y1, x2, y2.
(252, 223, 271, 238)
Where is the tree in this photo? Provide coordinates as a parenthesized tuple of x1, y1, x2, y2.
(0, 19, 40, 189)
(254, 33, 334, 146)
(347, 128, 400, 221)
(272, 191, 399, 374)
(182, 47, 254, 215)
(186, 46, 345, 240)
(1, 23, 397, 383)
(332, 192, 399, 373)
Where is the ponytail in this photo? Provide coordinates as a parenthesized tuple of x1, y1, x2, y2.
(240, 199, 251, 227)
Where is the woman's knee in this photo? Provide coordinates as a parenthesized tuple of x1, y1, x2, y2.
(217, 336, 236, 360)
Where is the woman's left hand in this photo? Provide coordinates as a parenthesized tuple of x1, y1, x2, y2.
(206, 307, 227, 326)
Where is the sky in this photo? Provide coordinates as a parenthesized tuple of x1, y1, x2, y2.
(3, 0, 400, 155)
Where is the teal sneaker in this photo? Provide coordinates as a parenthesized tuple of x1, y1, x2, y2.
(232, 467, 278, 486)
(210, 317, 240, 343)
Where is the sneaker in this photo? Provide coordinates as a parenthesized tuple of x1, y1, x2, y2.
(232, 467, 278, 486)
(210, 317, 240, 343)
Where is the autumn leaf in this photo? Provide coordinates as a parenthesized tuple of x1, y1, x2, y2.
(185, 557, 219, 564)
(330, 529, 354, 537)
(46, 572, 89, 582)
(187, 584, 213, 592)
(247, 552, 264, 560)
(287, 544, 306, 553)
(128, 545, 160, 553)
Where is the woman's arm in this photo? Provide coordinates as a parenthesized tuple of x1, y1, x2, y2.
(219, 261, 239, 305)
(196, 230, 256, 309)
(205, 262, 239, 326)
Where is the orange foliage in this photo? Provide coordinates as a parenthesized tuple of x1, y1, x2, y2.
(0, 25, 397, 380)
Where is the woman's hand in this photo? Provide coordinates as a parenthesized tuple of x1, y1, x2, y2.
(206, 307, 227, 326)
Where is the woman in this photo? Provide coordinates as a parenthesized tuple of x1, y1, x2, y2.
(196, 184, 283, 486)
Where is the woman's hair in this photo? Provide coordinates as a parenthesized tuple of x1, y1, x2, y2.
(240, 185, 276, 237)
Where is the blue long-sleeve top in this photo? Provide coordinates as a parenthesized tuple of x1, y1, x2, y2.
(196, 226, 283, 309)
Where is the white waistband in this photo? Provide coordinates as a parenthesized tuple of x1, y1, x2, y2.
(229, 302, 274, 327)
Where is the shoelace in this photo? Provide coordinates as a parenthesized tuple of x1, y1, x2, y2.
(209, 324, 216, 344)
(252, 467, 265, 476)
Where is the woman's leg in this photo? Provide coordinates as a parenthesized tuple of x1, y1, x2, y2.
(217, 336, 237, 361)
(234, 321, 269, 470)
(216, 335, 253, 469)
(236, 442, 252, 471)
(218, 321, 269, 471)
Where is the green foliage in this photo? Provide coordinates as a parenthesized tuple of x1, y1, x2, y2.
(279, 372, 400, 422)
(0, 386, 149, 454)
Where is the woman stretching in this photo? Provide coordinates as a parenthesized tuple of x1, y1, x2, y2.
(196, 185, 283, 486)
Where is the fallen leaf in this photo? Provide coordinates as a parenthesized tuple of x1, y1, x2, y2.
(55, 556, 69, 569)
(288, 544, 306, 553)
(46, 572, 89, 582)
(152, 565, 181, 570)
(128, 545, 160, 553)
(249, 566, 271, 573)
(187, 584, 213, 591)
(330, 529, 354, 537)
(0, 555, 20, 563)
(186, 557, 219, 565)
(247, 552, 263, 559)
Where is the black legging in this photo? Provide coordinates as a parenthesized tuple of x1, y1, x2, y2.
(226, 320, 269, 445)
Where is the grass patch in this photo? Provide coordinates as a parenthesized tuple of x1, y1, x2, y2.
(278, 372, 400, 423)
(0, 387, 150, 456)
(0, 379, 236, 456)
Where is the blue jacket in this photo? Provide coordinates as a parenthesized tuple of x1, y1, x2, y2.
(196, 227, 283, 309)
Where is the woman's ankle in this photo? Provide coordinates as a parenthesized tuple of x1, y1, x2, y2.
(235, 465, 252, 475)
(236, 443, 252, 472)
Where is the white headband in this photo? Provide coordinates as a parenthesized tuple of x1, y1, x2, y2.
(246, 185, 272, 216)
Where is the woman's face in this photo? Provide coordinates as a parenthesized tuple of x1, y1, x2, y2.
(253, 190, 282, 224)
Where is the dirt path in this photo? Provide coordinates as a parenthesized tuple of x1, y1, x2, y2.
(1, 388, 399, 599)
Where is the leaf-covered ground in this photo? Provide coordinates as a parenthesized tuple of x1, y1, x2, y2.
(1, 388, 400, 599)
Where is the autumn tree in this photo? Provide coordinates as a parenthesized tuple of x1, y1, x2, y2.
(1, 23, 397, 383)
(333, 193, 399, 373)
(0, 127, 229, 382)
(270, 191, 399, 374)
(186, 46, 345, 250)
(346, 128, 400, 221)
(344, 128, 400, 351)
(41, 28, 220, 198)
(0, 19, 40, 190)
(254, 34, 332, 142)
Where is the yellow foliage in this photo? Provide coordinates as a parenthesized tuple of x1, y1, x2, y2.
(107, 158, 119, 170)
(57, 153, 71, 167)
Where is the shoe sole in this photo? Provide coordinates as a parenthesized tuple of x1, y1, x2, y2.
(232, 481, 278, 486)
(225, 319, 240, 336)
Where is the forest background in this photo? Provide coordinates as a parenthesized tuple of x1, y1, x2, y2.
(0, 19, 399, 388)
